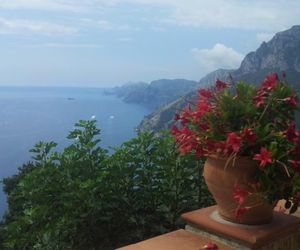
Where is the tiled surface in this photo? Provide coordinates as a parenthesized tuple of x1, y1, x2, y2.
(117, 229, 232, 250)
(181, 206, 300, 249)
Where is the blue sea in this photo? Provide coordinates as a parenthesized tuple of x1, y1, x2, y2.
(0, 86, 151, 216)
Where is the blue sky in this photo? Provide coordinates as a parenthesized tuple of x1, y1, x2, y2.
(0, 0, 299, 86)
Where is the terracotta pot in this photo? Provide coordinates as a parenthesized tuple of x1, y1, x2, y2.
(203, 156, 273, 225)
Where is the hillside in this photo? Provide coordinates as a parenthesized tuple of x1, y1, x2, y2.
(106, 79, 198, 109)
(138, 69, 233, 132)
(138, 25, 300, 132)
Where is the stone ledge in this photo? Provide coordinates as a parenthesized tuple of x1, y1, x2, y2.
(181, 206, 300, 250)
(117, 229, 232, 250)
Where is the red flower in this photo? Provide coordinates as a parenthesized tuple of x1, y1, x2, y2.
(195, 145, 207, 158)
(202, 242, 218, 249)
(254, 90, 266, 107)
(172, 125, 202, 156)
(171, 125, 180, 135)
(174, 113, 180, 121)
(198, 122, 210, 131)
(198, 88, 213, 99)
(191, 99, 213, 122)
(214, 141, 227, 154)
(178, 106, 192, 126)
(199, 99, 212, 111)
(253, 147, 273, 168)
(205, 139, 216, 152)
(233, 184, 250, 205)
(284, 122, 300, 142)
(226, 132, 242, 153)
(261, 72, 279, 91)
(215, 79, 229, 92)
(254, 73, 279, 107)
(179, 143, 194, 154)
(283, 93, 298, 107)
(242, 128, 257, 145)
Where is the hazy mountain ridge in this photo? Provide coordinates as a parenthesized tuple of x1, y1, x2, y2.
(138, 25, 300, 132)
(137, 69, 234, 132)
(106, 79, 198, 109)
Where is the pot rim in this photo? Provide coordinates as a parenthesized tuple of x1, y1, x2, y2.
(208, 154, 253, 161)
(206, 154, 258, 168)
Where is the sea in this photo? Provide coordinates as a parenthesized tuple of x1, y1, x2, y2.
(0, 86, 152, 217)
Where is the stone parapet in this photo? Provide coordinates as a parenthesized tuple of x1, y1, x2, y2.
(117, 229, 232, 250)
(181, 206, 300, 250)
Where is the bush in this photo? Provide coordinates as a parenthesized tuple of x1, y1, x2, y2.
(0, 120, 213, 249)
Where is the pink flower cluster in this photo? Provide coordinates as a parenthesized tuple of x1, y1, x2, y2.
(172, 73, 300, 218)
(172, 73, 299, 168)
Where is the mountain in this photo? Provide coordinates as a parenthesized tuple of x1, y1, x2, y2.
(137, 69, 233, 132)
(106, 79, 198, 109)
(138, 25, 300, 132)
(103, 81, 148, 98)
(237, 26, 300, 76)
(233, 25, 300, 88)
(198, 68, 234, 86)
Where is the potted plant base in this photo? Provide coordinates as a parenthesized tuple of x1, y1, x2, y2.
(203, 156, 273, 225)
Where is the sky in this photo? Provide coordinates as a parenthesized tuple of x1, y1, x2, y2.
(0, 0, 299, 87)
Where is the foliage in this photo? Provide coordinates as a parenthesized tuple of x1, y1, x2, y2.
(103, 132, 212, 246)
(172, 73, 300, 216)
(0, 120, 212, 249)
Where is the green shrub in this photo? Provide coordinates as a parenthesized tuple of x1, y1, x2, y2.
(0, 120, 213, 249)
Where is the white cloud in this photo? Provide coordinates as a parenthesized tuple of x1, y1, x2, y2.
(97, 20, 114, 30)
(117, 37, 133, 42)
(80, 18, 93, 22)
(109, 0, 299, 32)
(81, 19, 139, 31)
(160, 0, 300, 31)
(0, 1, 298, 32)
(0, 0, 117, 12)
(256, 32, 274, 43)
(43, 43, 102, 48)
(0, 0, 82, 12)
(151, 26, 166, 32)
(0, 17, 77, 36)
(191, 43, 243, 73)
(117, 24, 139, 31)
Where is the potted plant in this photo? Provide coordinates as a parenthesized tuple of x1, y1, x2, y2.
(172, 73, 300, 224)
